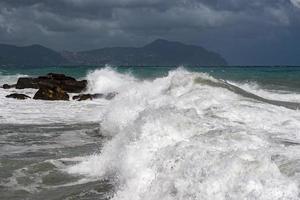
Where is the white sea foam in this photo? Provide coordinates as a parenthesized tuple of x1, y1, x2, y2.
(67, 68, 300, 200)
(0, 89, 109, 124)
(0, 73, 28, 85)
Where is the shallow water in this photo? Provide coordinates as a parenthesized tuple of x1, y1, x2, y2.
(1, 66, 300, 199)
(0, 123, 114, 200)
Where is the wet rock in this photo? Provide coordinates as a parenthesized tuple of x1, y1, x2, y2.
(72, 94, 95, 101)
(16, 77, 39, 89)
(6, 93, 31, 100)
(38, 79, 60, 89)
(15, 73, 87, 93)
(105, 92, 117, 100)
(46, 73, 77, 81)
(58, 79, 87, 93)
(33, 86, 69, 101)
(72, 93, 105, 101)
(72, 92, 117, 101)
(2, 84, 16, 89)
(41, 73, 86, 93)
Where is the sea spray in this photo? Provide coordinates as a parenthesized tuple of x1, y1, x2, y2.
(86, 67, 137, 94)
(0, 73, 28, 85)
(67, 67, 300, 199)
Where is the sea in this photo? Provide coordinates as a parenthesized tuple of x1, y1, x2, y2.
(0, 66, 300, 200)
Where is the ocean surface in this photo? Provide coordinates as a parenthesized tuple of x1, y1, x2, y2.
(0, 66, 300, 200)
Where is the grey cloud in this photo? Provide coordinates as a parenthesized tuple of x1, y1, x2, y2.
(291, 0, 300, 8)
(0, 0, 300, 64)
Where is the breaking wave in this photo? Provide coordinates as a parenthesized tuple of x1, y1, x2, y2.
(54, 67, 300, 199)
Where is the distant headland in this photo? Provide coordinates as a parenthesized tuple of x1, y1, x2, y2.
(0, 39, 227, 67)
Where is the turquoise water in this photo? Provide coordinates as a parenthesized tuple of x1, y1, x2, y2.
(1, 66, 300, 92)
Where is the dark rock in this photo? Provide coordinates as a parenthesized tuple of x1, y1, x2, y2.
(72, 92, 117, 101)
(2, 84, 16, 89)
(92, 93, 105, 99)
(46, 73, 76, 81)
(6, 93, 31, 100)
(15, 73, 87, 93)
(16, 77, 39, 89)
(58, 80, 87, 93)
(73, 94, 95, 101)
(38, 79, 60, 89)
(33, 86, 69, 101)
(105, 92, 117, 100)
(37, 76, 49, 80)
(37, 73, 87, 93)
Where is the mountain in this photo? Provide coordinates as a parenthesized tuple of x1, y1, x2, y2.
(63, 39, 227, 66)
(0, 44, 67, 67)
(0, 39, 227, 67)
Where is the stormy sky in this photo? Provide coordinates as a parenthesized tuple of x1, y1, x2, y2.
(1, 0, 300, 65)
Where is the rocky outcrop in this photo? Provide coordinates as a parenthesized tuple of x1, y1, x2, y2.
(6, 93, 31, 100)
(16, 77, 39, 89)
(14, 73, 87, 93)
(59, 79, 87, 93)
(33, 85, 69, 101)
(38, 73, 87, 93)
(2, 84, 16, 89)
(46, 73, 77, 81)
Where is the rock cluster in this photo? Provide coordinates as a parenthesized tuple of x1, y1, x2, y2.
(2, 73, 117, 101)
(15, 73, 87, 93)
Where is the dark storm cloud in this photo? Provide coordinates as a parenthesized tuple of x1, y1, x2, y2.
(0, 0, 300, 65)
